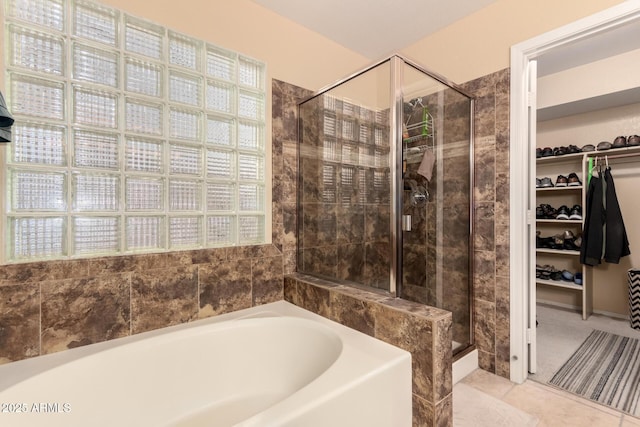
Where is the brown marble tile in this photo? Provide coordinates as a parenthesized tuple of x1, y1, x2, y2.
(375, 304, 433, 401)
(473, 93, 496, 138)
(434, 393, 453, 427)
(474, 141, 496, 203)
(87, 254, 144, 277)
(41, 274, 130, 354)
(189, 247, 228, 265)
(227, 244, 281, 261)
(495, 274, 511, 378)
(364, 241, 391, 290)
(474, 250, 496, 302)
(251, 255, 284, 306)
(473, 201, 495, 251)
(300, 246, 337, 278)
(0, 283, 40, 363)
(283, 276, 300, 305)
(433, 316, 453, 402)
(198, 259, 252, 318)
(413, 393, 434, 427)
(336, 204, 364, 244)
(474, 298, 496, 356)
(0, 259, 89, 284)
(364, 204, 390, 242)
(478, 348, 496, 373)
(330, 291, 376, 337)
(282, 250, 297, 275)
(131, 266, 198, 334)
(295, 279, 331, 318)
(337, 244, 364, 283)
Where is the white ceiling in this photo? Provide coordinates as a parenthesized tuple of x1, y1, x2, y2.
(249, 0, 498, 59)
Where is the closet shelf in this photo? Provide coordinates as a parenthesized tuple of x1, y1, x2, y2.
(536, 186, 583, 192)
(536, 219, 583, 224)
(536, 248, 580, 256)
(536, 278, 583, 290)
(537, 152, 586, 163)
(535, 150, 590, 320)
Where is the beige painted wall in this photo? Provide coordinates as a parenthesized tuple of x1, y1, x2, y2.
(98, 0, 369, 91)
(401, 0, 625, 84)
(537, 102, 640, 315)
(538, 48, 640, 110)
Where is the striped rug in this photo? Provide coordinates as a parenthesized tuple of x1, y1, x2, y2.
(549, 329, 640, 416)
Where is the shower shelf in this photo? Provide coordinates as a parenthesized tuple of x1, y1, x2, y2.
(404, 144, 431, 164)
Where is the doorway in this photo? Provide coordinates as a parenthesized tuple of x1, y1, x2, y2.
(509, 1, 640, 384)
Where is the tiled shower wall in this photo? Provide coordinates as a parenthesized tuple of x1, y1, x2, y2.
(462, 68, 511, 378)
(297, 95, 391, 289)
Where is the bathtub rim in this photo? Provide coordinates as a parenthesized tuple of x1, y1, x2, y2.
(0, 300, 410, 392)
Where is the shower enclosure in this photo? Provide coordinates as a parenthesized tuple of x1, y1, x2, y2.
(297, 55, 474, 355)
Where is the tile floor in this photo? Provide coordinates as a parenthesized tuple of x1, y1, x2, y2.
(454, 368, 640, 426)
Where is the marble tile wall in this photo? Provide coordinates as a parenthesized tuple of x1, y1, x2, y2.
(0, 246, 285, 363)
(460, 68, 511, 378)
(285, 273, 453, 427)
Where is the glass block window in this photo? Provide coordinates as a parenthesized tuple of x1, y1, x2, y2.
(4, 0, 267, 261)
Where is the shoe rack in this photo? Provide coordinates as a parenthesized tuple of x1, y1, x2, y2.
(536, 151, 592, 320)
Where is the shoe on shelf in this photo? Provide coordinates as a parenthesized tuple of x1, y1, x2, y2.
(569, 205, 582, 220)
(612, 135, 627, 148)
(555, 175, 568, 187)
(574, 272, 583, 285)
(539, 177, 554, 188)
(581, 144, 596, 152)
(597, 141, 612, 151)
(553, 146, 567, 156)
(562, 230, 580, 250)
(555, 205, 570, 220)
(567, 172, 582, 187)
(536, 148, 542, 158)
(539, 203, 556, 219)
(550, 269, 563, 281)
(536, 264, 559, 280)
(535, 178, 542, 188)
(561, 270, 574, 282)
(567, 145, 581, 154)
(541, 147, 554, 157)
(628, 135, 640, 146)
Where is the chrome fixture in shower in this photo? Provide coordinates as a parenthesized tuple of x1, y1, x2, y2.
(405, 179, 428, 207)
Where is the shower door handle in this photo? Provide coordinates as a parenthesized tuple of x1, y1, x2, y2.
(402, 215, 412, 231)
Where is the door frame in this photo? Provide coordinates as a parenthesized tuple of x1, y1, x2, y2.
(509, 0, 640, 384)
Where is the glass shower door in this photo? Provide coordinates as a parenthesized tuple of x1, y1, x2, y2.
(400, 63, 473, 353)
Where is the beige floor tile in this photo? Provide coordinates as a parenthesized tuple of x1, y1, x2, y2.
(461, 368, 515, 400)
(622, 415, 640, 426)
(526, 380, 622, 417)
(453, 382, 538, 427)
(502, 381, 621, 427)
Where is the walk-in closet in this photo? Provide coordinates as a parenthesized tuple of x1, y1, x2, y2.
(530, 17, 640, 417)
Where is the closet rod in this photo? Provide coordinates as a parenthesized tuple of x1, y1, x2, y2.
(584, 151, 640, 161)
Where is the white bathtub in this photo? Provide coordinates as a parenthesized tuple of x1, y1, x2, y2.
(0, 301, 412, 427)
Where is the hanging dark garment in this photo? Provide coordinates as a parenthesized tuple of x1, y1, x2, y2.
(603, 167, 631, 263)
(580, 173, 605, 266)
